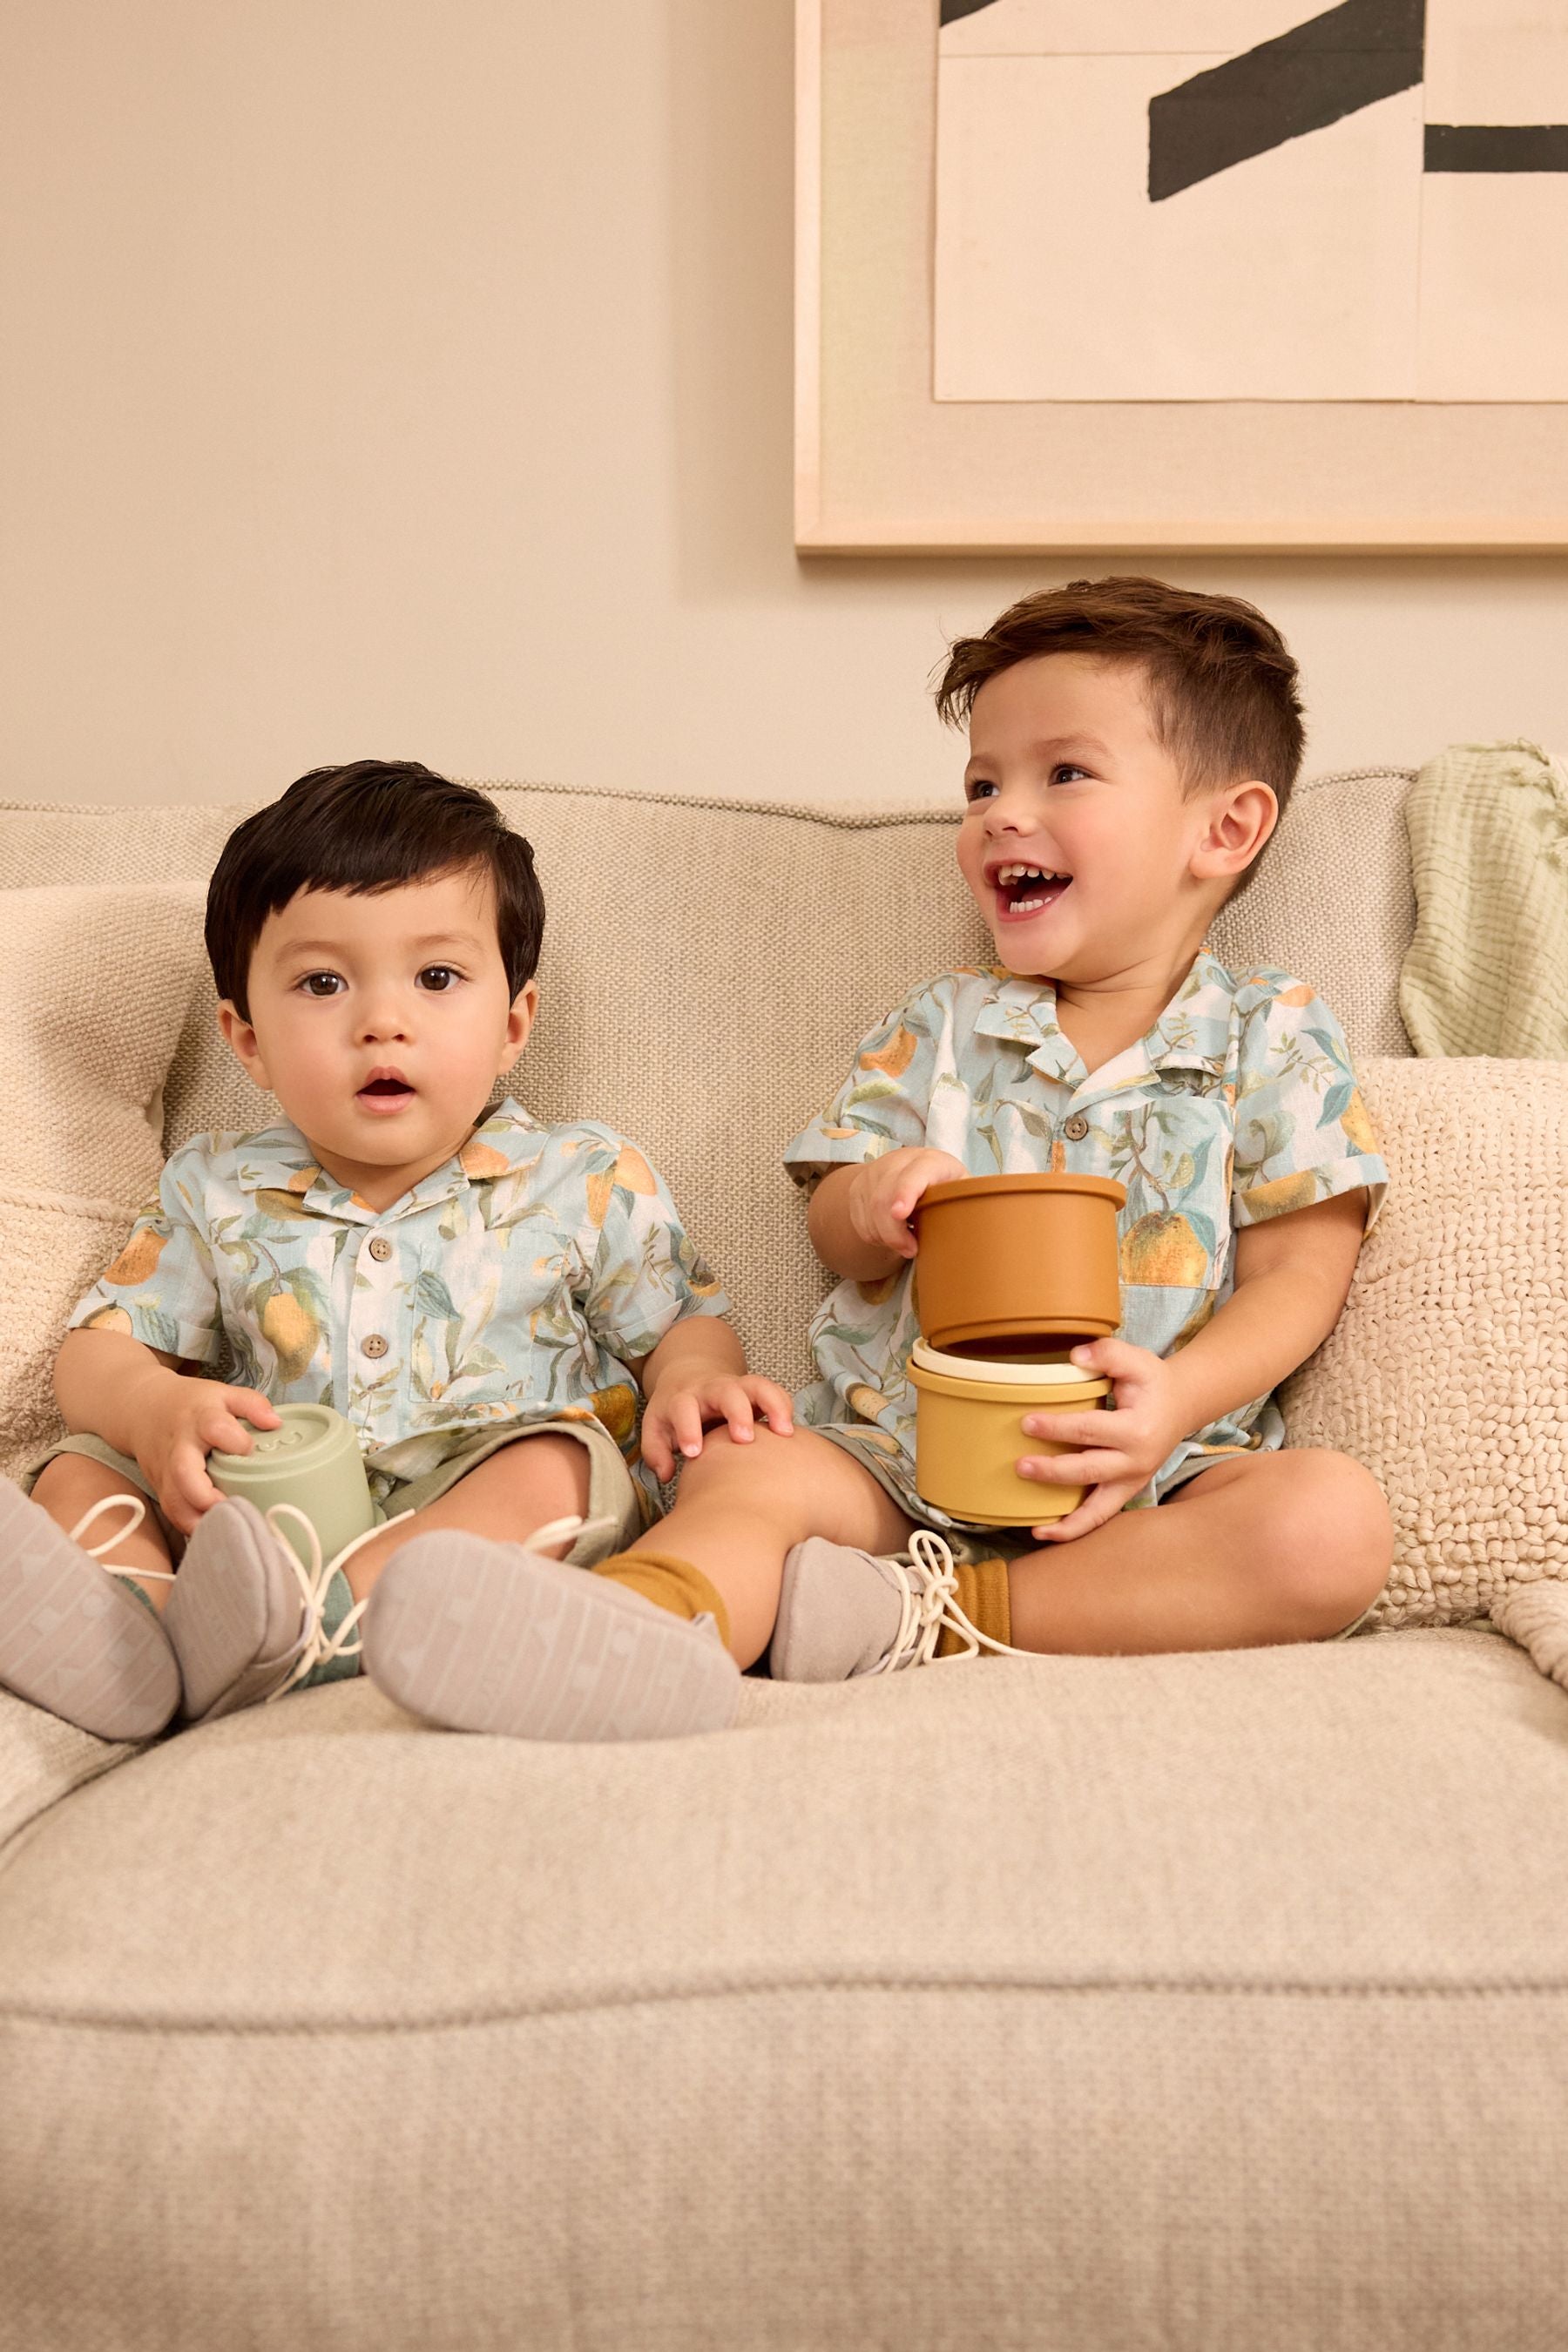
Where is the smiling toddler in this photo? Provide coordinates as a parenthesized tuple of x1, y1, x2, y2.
(450, 575, 1398, 1734)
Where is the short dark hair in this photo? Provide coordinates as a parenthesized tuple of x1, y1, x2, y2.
(935, 576, 1305, 909)
(206, 760, 544, 1019)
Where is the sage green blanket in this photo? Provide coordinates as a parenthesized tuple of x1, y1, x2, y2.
(1398, 738, 1568, 1058)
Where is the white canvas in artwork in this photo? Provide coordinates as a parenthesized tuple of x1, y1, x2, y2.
(933, 0, 1568, 402)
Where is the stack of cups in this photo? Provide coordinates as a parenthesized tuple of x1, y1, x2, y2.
(909, 1173, 1127, 1526)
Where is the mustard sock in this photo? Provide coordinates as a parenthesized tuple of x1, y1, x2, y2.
(936, 1555, 1012, 1658)
(592, 1551, 732, 1652)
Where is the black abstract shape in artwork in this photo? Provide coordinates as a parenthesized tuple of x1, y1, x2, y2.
(1425, 123, 1568, 171)
(940, 0, 1004, 23)
(1148, 0, 1426, 201)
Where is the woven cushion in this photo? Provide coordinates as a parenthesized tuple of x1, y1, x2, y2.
(1281, 1056, 1568, 1625)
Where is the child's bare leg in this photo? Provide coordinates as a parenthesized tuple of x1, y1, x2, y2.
(30, 1455, 177, 1610)
(1007, 1448, 1393, 1655)
(335, 1435, 591, 1605)
(625, 1427, 914, 1668)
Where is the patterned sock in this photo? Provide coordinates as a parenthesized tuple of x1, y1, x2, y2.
(936, 1555, 1012, 1657)
(592, 1551, 732, 1652)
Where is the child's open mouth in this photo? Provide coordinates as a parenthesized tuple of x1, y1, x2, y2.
(357, 1072, 416, 1114)
(992, 862, 1072, 923)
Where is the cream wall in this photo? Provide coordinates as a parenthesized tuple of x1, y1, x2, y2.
(1, 0, 1564, 813)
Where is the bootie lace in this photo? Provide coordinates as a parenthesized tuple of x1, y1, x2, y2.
(262, 1503, 416, 1699)
(71, 1492, 174, 1583)
(869, 1529, 1035, 1673)
(262, 1505, 626, 1700)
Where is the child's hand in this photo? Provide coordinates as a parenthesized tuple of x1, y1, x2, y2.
(639, 1373, 795, 1483)
(848, 1147, 970, 1261)
(1017, 1337, 1187, 1544)
(130, 1375, 282, 1538)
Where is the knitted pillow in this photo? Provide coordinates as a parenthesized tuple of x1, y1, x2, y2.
(0, 884, 209, 1482)
(1279, 1056, 1568, 1658)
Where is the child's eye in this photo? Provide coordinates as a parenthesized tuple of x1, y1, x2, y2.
(966, 780, 998, 801)
(417, 965, 462, 991)
(299, 972, 343, 998)
(1052, 763, 1091, 785)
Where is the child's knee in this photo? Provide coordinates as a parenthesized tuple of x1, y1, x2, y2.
(487, 1432, 591, 1513)
(674, 1422, 802, 1503)
(32, 1452, 133, 1517)
(1267, 1449, 1392, 1627)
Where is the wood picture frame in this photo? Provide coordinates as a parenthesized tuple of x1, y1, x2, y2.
(795, 0, 1568, 553)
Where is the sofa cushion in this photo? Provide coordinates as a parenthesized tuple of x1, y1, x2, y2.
(0, 882, 208, 1205)
(0, 884, 210, 1481)
(1282, 1055, 1568, 1626)
(1207, 764, 1416, 1059)
(3, 1627, 1566, 2349)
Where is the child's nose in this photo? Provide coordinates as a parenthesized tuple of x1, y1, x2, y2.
(357, 999, 412, 1043)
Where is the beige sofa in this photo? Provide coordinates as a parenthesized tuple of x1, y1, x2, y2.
(2, 772, 1566, 2352)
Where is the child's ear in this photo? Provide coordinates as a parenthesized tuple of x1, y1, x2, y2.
(499, 979, 539, 1073)
(217, 999, 272, 1093)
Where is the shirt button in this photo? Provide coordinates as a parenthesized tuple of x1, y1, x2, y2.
(367, 1236, 392, 1261)
(361, 1334, 389, 1359)
(1064, 1113, 1091, 1140)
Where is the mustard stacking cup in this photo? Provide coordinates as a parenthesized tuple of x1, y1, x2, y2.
(908, 1342, 1112, 1527)
(207, 1402, 379, 1571)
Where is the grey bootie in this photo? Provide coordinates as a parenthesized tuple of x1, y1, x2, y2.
(0, 1479, 179, 1740)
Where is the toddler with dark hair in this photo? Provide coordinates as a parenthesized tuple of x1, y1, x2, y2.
(0, 760, 788, 1742)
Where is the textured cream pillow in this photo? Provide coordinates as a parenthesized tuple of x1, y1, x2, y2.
(0, 884, 210, 1481)
(1279, 1056, 1568, 1642)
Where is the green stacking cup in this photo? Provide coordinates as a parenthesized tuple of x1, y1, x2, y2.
(207, 1402, 378, 1571)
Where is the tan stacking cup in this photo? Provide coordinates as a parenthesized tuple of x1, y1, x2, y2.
(912, 1173, 1127, 1356)
(908, 1342, 1112, 1526)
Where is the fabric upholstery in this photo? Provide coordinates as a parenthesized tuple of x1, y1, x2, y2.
(0, 884, 209, 1481)
(1398, 739, 1568, 1058)
(2, 770, 1566, 2352)
(4, 1629, 1568, 2351)
(1281, 1056, 1568, 1625)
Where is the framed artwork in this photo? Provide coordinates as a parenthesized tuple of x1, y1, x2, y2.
(795, 0, 1568, 551)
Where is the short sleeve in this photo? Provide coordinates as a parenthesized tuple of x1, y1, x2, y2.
(1231, 980, 1390, 1235)
(65, 1146, 225, 1362)
(579, 1140, 731, 1363)
(782, 987, 941, 1192)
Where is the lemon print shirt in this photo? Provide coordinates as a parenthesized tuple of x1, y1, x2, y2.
(68, 1099, 728, 1513)
(782, 949, 1390, 1518)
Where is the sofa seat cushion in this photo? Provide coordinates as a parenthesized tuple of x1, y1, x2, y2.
(3, 1631, 1567, 2350)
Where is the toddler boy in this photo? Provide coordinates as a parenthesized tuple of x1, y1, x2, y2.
(0, 761, 789, 1743)
(425, 575, 1396, 1734)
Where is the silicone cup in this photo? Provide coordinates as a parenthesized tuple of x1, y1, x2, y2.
(207, 1402, 379, 1571)
(909, 1344, 1112, 1527)
(912, 1172, 1127, 1356)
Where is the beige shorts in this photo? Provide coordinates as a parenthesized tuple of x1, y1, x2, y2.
(24, 1414, 645, 1570)
(814, 1423, 1376, 1644)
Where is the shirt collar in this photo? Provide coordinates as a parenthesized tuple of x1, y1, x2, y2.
(236, 1098, 543, 1220)
(970, 946, 1233, 1092)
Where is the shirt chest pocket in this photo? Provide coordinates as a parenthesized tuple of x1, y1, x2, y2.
(1111, 1083, 1232, 1294)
